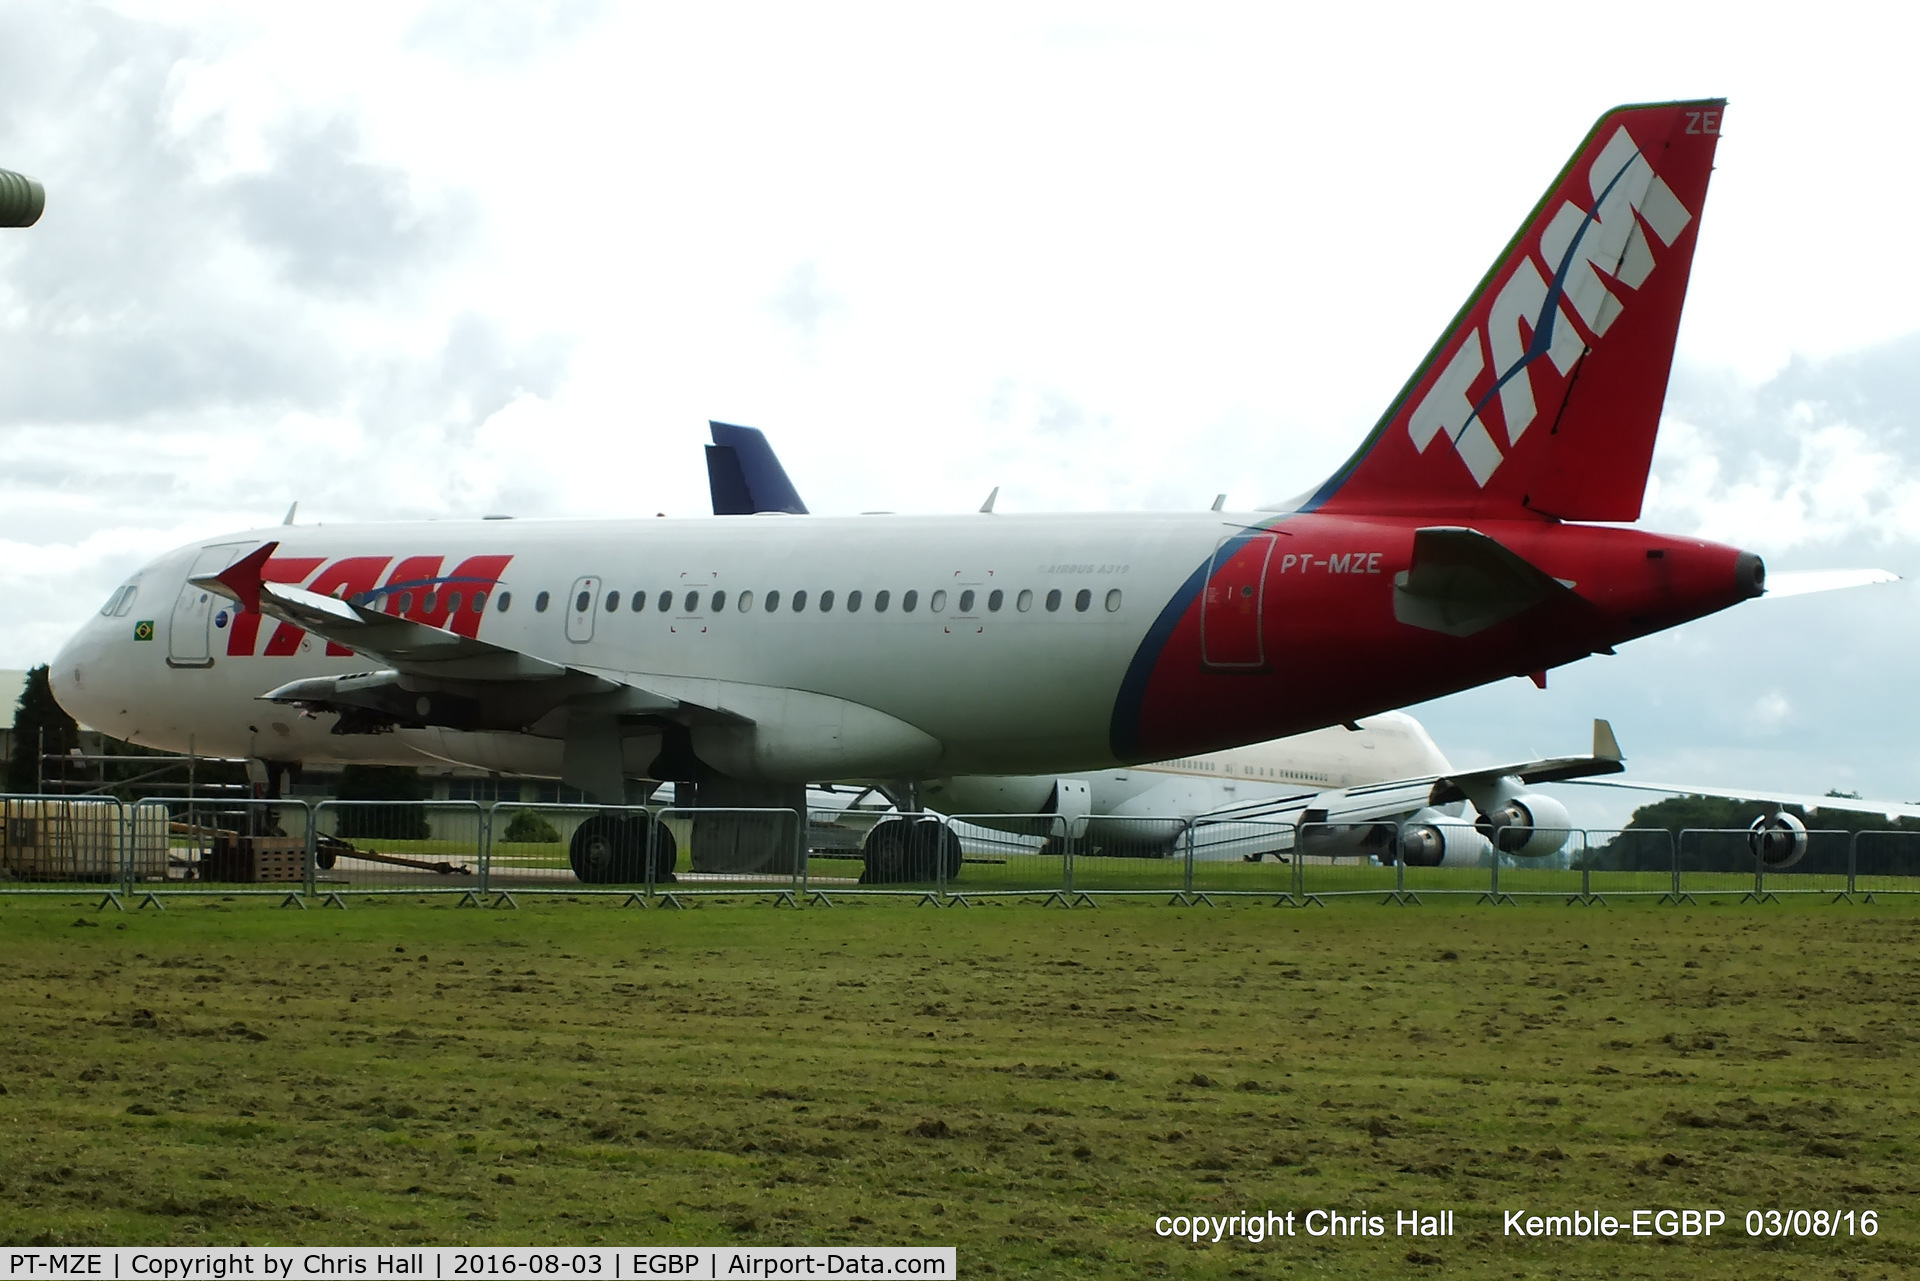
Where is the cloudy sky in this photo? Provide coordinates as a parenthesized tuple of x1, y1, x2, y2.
(2, 2, 1917, 824)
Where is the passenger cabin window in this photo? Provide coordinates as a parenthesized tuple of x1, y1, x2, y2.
(988, 589, 1003, 612)
(902, 590, 917, 613)
(930, 590, 948, 612)
(875, 590, 890, 612)
(401, 591, 417, 614)
(1106, 589, 1123, 612)
(765, 590, 781, 612)
(575, 591, 591, 613)
(631, 592, 645, 612)
(712, 590, 726, 612)
(1075, 589, 1092, 612)
(497, 591, 513, 612)
(534, 591, 550, 612)
(820, 590, 835, 612)
(447, 591, 463, 615)
(846, 590, 862, 613)
(657, 590, 673, 612)
(424, 592, 439, 613)
(472, 591, 487, 612)
(1016, 589, 1032, 612)
(792, 590, 808, 612)
(606, 590, 621, 611)
(737, 590, 754, 612)
(682, 589, 700, 613)
(958, 589, 974, 613)
(1045, 589, 1062, 612)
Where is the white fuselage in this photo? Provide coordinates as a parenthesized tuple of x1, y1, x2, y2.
(53, 512, 1235, 780)
(925, 711, 1452, 821)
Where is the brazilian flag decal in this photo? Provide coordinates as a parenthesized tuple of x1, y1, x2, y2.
(133, 620, 155, 642)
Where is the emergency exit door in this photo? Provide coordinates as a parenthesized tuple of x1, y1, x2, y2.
(566, 576, 601, 642)
(1200, 532, 1274, 670)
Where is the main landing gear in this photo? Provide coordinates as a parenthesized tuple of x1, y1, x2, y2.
(569, 812, 678, 885)
(859, 818, 963, 885)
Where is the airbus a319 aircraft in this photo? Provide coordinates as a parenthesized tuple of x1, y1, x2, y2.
(55, 99, 1774, 873)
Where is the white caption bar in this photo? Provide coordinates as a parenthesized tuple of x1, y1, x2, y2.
(0, 1248, 958, 1280)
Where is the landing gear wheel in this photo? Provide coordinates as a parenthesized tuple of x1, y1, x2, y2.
(860, 820, 961, 884)
(570, 813, 643, 885)
(859, 819, 907, 884)
(902, 823, 962, 884)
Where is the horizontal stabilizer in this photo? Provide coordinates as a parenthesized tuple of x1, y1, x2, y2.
(1393, 526, 1579, 636)
(1763, 567, 1900, 599)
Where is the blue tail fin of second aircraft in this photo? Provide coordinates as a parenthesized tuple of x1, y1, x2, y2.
(706, 422, 810, 515)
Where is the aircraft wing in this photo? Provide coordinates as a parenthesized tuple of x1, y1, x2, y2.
(1560, 777, 1920, 822)
(1189, 719, 1627, 829)
(1426, 718, 1626, 804)
(193, 540, 941, 801)
(194, 542, 698, 800)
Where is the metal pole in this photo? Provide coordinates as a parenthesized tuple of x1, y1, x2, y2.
(1063, 818, 1074, 896)
(1847, 831, 1858, 898)
(36, 725, 43, 794)
(187, 735, 196, 867)
(797, 807, 808, 904)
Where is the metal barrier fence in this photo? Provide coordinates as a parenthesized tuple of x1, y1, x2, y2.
(5, 796, 1920, 906)
(310, 800, 484, 902)
(0, 794, 154, 900)
(129, 797, 313, 904)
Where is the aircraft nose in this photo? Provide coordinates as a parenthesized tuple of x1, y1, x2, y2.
(47, 619, 106, 729)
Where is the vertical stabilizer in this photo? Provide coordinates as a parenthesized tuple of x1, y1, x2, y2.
(1303, 100, 1725, 522)
(706, 422, 810, 515)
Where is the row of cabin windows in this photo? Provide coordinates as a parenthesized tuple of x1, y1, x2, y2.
(527, 586, 1124, 616)
(359, 584, 1121, 619)
(371, 589, 499, 616)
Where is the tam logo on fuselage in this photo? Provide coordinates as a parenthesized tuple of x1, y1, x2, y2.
(1407, 127, 1694, 486)
(224, 553, 513, 657)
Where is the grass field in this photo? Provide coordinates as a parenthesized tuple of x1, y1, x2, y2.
(0, 894, 1913, 1278)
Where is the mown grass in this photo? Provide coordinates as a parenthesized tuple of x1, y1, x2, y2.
(0, 894, 1913, 1278)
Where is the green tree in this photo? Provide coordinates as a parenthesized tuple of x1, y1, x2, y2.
(333, 765, 430, 839)
(6, 664, 78, 793)
(502, 810, 561, 843)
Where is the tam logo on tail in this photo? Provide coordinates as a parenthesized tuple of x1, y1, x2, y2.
(1411, 127, 1695, 486)
(1307, 100, 1725, 523)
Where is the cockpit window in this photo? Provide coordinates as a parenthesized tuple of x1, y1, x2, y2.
(100, 587, 126, 617)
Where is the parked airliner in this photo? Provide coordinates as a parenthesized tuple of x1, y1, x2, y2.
(53, 100, 1776, 873)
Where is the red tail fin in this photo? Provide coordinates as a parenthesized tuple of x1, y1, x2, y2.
(1303, 100, 1724, 521)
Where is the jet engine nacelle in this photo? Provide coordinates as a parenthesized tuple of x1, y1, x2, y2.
(1397, 809, 1492, 868)
(1474, 792, 1573, 858)
(1748, 811, 1808, 870)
